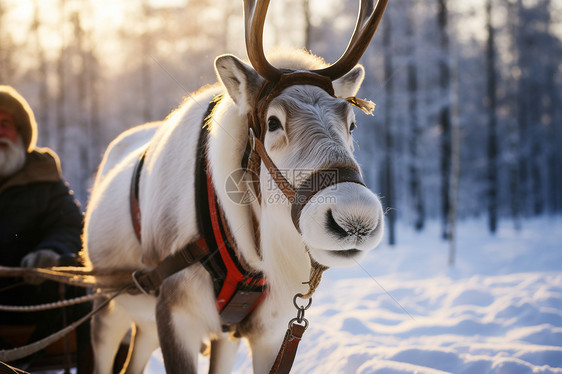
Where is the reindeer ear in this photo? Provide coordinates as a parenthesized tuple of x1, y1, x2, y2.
(215, 54, 264, 113)
(332, 65, 365, 98)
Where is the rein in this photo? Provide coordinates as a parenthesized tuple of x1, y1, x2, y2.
(0, 265, 141, 362)
(0, 285, 129, 362)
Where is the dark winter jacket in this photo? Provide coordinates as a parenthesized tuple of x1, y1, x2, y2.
(0, 148, 83, 267)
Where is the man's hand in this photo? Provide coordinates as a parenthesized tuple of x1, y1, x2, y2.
(20, 249, 61, 285)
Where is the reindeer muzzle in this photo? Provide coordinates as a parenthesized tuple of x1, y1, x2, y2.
(290, 167, 366, 233)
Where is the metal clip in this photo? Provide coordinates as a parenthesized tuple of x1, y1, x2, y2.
(132, 270, 152, 295)
(289, 293, 312, 330)
(249, 127, 256, 152)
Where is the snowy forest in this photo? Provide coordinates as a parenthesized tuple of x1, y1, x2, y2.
(1, 0, 561, 247)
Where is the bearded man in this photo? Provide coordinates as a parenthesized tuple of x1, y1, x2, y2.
(0, 85, 82, 273)
(0, 85, 89, 370)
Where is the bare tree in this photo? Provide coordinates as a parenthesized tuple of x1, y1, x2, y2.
(141, 0, 153, 122)
(437, 0, 452, 240)
(71, 10, 91, 204)
(31, 0, 50, 146)
(0, 2, 17, 84)
(448, 31, 461, 267)
(486, 0, 499, 233)
(503, 0, 522, 229)
(382, 12, 396, 245)
(86, 32, 101, 176)
(303, 0, 312, 50)
(406, 2, 425, 231)
(55, 0, 67, 154)
(542, 0, 561, 214)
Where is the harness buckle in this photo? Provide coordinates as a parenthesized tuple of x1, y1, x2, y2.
(132, 270, 154, 295)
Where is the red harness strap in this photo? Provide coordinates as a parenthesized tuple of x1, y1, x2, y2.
(129, 97, 266, 326)
(205, 171, 266, 324)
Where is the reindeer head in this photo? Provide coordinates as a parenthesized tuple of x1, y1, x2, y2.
(214, 0, 387, 268)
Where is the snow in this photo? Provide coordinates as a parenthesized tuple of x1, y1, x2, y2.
(146, 217, 562, 373)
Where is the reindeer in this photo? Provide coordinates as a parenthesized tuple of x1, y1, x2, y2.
(83, 0, 388, 372)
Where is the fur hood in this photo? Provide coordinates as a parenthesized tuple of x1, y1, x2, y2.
(0, 148, 61, 194)
(0, 85, 37, 152)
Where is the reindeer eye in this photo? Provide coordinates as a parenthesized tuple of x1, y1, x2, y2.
(349, 122, 356, 133)
(267, 116, 283, 132)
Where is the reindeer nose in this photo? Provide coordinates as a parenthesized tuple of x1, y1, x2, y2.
(325, 209, 376, 241)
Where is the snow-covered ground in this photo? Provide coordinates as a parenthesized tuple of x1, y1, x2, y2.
(147, 217, 562, 373)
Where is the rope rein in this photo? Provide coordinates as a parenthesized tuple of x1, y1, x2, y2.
(0, 290, 113, 312)
(0, 285, 132, 362)
(0, 266, 138, 362)
(0, 265, 136, 289)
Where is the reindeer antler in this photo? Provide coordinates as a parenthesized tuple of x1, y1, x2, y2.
(244, 0, 282, 81)
(243, 0, 389, 82)
(313, 0, 389, 80)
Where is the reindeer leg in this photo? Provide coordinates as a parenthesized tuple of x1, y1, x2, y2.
(156, 305, 203, 373)
(123, 321, 159, 374)
(208, 332, 241, 374)
(91, 298, 132, 374)
(247, 329, 286, 374)
(156, 293, 205, 373)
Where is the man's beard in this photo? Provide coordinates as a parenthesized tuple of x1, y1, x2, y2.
(0, 137, 26, 177)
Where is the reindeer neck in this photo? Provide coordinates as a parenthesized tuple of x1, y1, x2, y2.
(207, 100, 264, 272)
(258, 200, 311, 298)
(207, 95, 311, 298)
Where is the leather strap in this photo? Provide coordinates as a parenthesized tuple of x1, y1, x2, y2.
(252, 135, 295, 203)
(130, 148, 147, 241)
(291, 167, 365, 233)
(124, 96, 267, 327)
(244, 71, 336, 206)
(250, 71, 335, 143)
(196, 97, 266, 325)
(132, 238, 209, 295)
(269, 323, 306, 374)
(251, 132, 366, 233)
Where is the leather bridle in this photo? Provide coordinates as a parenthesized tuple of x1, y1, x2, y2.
(243, 71, 367, 234)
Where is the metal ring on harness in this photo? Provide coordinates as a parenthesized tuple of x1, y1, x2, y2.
(293, 293, 312, 310)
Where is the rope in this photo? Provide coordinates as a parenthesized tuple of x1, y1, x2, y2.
(0, 291, 112, 312)
(0, 265, 138, 361)
(300, 257, 328, 299)
(0, 361, 29, 374)
(0, 285, 132, 362)
(0, 266, 134, 289)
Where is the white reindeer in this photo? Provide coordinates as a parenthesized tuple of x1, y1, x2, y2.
(84, 0, 388, 373)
